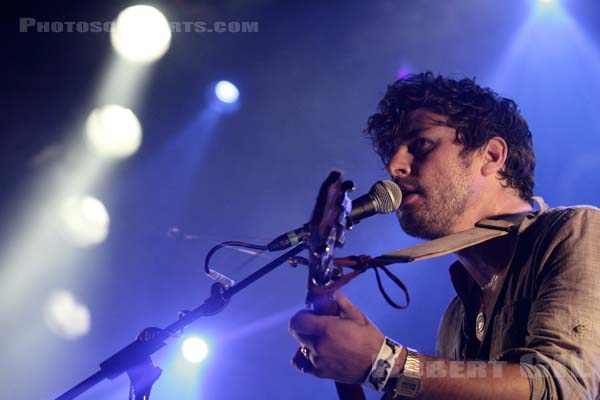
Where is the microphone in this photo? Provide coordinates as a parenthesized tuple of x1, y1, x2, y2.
(267, 180, 402, 251)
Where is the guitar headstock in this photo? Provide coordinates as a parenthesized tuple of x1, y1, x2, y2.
(303, 171, 368, 399)
(306, 171, 354, 312)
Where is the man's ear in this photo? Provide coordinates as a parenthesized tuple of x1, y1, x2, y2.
(481, 136, 508, 177)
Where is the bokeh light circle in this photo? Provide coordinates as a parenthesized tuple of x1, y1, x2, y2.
(44, 290, 91, 340)
(59, 195, 110, 247)
(85, 105, 142, 159)
(111, 5, 172, 63)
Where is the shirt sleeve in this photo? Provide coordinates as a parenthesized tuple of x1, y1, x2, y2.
(495, 207, 600, 400)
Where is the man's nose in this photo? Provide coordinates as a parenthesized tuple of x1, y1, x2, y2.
(386, 146, 413, 178)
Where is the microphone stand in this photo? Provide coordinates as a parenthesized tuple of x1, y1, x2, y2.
(54, 245, 306, 400)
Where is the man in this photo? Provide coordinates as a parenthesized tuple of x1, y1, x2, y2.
(289, 72, 600, 399)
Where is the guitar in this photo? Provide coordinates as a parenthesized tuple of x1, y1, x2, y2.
(304, 171, 366, 400)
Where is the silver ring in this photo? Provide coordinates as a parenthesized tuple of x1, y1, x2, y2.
(301, 346, 310, 358)
(299, 346, 311, 372)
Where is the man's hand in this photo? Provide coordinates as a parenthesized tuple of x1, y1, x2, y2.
(288, 291, 385, 384)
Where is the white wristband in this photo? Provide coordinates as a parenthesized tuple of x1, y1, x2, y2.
(363, 337, 403, 392)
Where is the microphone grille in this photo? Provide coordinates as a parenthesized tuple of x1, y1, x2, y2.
(371, 180, 402, 214)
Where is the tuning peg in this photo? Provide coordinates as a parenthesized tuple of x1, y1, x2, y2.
(341, 180, 355, 192)
(288, 256, 309, 267)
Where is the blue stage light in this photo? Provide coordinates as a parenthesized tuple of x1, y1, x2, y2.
(215, 81, 240, 104)
(181, 336, 209, 363)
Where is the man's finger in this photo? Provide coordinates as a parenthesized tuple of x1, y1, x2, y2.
(335, 291, 366, 322)
(289, 330, 318, 354)
(289, 309, 335, 336)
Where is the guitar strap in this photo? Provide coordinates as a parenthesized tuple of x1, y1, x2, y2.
(377, 196, 548, 264)
(375, 218, 516, 264)
(336, 197, 549, 309)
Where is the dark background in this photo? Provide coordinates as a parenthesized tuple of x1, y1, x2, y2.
(2, 1, 600, 399)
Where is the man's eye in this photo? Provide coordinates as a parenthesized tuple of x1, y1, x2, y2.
(409, 138, 434, 155)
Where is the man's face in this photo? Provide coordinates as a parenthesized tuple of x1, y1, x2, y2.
(386, 109, 476, 239)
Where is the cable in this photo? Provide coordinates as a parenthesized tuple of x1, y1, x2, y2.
(204, 241, 269, 275)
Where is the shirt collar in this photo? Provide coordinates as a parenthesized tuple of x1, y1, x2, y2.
(448, 196, 549, 303)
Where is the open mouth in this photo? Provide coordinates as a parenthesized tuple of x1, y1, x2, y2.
(395, 182, 423, 206)
(401, 190, 422, 206)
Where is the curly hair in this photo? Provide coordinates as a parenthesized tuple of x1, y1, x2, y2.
(365, 72, 536, 201)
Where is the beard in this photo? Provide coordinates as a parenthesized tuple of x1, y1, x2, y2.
(397, 167, 471, 240)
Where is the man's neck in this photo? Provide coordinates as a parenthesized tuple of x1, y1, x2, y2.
(455, 197, 533, 290)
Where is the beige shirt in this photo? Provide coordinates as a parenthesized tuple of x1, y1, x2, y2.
(436, 203, 600, 399)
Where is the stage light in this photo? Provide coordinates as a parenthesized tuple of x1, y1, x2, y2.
(43, 290, 91, 339)
(396, 66, 412, 79)
(215, 81, 240, 104)
(111, 5, 172, 63)
(182, 337, 209, 364)
(85, 105, 142, 159)
(59, 195, 110, 247)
